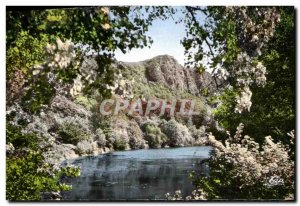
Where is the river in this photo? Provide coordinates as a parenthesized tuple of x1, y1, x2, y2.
(62, 146, 212, 200)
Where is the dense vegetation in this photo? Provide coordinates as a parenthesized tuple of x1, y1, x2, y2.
(167, 6, 295, 200)
(6, 6, 168, 200)
(6, 114, 80, 200)
(6, 6, 295, 201)
(214, 7, 295, 145)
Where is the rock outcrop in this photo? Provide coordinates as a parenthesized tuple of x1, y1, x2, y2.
(142, 55, 217, 95)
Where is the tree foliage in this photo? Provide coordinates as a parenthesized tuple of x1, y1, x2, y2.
(213, 7, 295, 145)
(6, 6, 173, 112)
(6, 117, 80, 200)
(181, 6, 281, 113)
(187, 7, 295, 200)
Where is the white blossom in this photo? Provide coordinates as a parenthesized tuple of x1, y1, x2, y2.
(206, 123, 294, 189)
(235, 86, 252, 113)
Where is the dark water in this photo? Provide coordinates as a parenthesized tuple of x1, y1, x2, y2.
(62, 146, 212, 200)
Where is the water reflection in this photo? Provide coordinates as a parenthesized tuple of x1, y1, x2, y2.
(62, 146, 212, 200)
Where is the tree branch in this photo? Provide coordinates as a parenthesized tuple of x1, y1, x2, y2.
(186, 6, 207, 16)
(185, 6, 215, 58)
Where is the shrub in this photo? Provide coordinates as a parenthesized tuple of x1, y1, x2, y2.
(58, 122, 91, 145)
(127, 120, 147, 149)
(160, 119, 193, 147)
(106, 120, 130, 151)
(7, 123, 39, 150)
(105, 117, 147, 151)
(94, 128, 107, 147)
(129, 136, 147, 150)
(143, 123, 167, 148)
(76, 140, 93, 155)
(191, 124, 295, 200)
(6, 151, 80, 200)
(74, 95, 97, 110)
(188, 125, 207, 145)
(113, 138, 128, 151)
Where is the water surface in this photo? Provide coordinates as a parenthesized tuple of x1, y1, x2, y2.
(62, 146, 212, 200)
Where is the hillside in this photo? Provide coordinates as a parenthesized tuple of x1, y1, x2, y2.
(120, 55, 218, 97)
(7, 55, 219, 164)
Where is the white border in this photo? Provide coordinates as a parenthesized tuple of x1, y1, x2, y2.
(1, 1, 299, 206)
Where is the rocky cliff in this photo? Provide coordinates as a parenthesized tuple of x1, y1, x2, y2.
(122, 55, 217, 96)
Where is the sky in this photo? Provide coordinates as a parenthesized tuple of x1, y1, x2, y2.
(115, 9, 187, 66)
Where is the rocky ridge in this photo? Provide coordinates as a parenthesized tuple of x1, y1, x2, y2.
(122, 55, 218, 96)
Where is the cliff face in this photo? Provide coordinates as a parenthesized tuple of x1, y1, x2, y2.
(139, 55, 216, 95)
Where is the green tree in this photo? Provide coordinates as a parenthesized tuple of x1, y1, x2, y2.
(181, 6, 281, 113)
(6, 6, 173, 112)
(189, 7, 295, 200)
(214, 7, 295, 146)
(6, 118, 81, 200)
